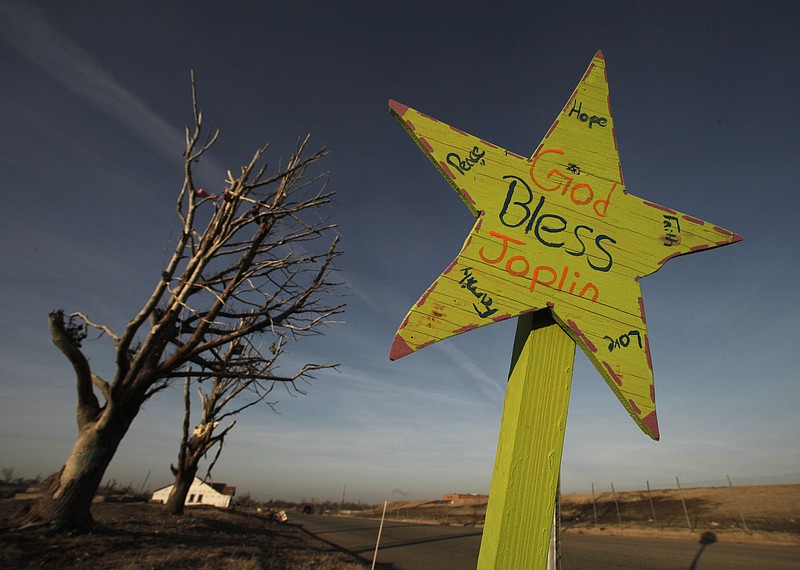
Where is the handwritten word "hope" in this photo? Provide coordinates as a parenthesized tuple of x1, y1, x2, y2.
(568, 100, 608, 129)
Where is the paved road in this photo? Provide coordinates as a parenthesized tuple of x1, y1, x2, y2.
(295, 514, 800, 569)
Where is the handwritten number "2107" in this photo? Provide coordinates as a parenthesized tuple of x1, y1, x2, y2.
(603, 330, 642, 352)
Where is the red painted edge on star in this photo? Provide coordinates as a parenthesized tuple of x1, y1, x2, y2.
(439, 160, 457, 180)
(454, 323, 478, 334)
(419, 136, 434, 154)
(644, 334, 653, 371)
(492, 313, 512, 322)
(506, 150, 525, 160)
(416, 283, 437, 307)
(480, 139, 499, 149)
(714, 227, 743, 243)
(389, 100, 409, 117)
(595, 49, 605, 60)
(450, 125, 468, 136)
(461, 188, 476, 206)
(567, 319, 597, 352)
(658, 252, 681, 265)
(643, 201, 677, 214)
(389, 335, 413, 360)
(398, 314, 410, 330)
(690, 244, 710, 253)
(683, 215, 705, 225)
(642, 411, 660, 440)
(582, 63, 595, 82)
(638, 296, 647, 324)
(603, 362, 623, 386)
(628, 399, 642, 414)
(443, 259, 458, 275)
(545, 120, 559, 139)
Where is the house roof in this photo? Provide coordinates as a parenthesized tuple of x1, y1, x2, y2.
(210, 482, 236, 496)
(151, 476, 235, 495)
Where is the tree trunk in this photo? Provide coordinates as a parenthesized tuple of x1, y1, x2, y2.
(163, 463, 199, 516)
(21, 404, 139, 531)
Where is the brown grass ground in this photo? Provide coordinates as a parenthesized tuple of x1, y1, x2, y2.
(0, 500, 367, 569)
(1, 484, 797, 568)
(358, 484, 800, 546)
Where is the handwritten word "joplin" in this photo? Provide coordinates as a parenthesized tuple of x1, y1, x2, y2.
(459, 267, 498, 318)
(446, 146, 486, 176)
(478, 231, 600, 302)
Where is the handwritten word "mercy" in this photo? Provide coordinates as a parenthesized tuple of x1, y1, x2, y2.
(458, 267, 498, 318)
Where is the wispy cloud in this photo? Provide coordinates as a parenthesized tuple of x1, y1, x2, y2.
(438, 343, 506, 404)
(0, 1, 182, 162)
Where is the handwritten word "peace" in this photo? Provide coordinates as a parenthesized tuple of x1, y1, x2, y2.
(446, 146, 486, 176)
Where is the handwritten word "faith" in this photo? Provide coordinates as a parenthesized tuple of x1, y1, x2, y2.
(662, 215, 681, 247)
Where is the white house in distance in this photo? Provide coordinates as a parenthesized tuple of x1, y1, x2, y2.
(151, 477, 236, 508)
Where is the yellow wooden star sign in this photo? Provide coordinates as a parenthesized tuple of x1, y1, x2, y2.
(389, 50, 741, 440)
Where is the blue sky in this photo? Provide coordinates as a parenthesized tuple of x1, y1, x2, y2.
(1, 1, 798, 503)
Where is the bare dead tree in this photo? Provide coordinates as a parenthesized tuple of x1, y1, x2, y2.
(162, 324, 329, 515)
(23, 73, 343, 531)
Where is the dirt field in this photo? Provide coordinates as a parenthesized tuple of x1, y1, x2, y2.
(1, 484, 797, 568)
(359, 484, 800, 546)
(0, 500, 367, 569)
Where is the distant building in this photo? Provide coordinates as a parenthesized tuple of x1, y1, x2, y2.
(151, 477, 236, 508)
(442, 493, 489, 503)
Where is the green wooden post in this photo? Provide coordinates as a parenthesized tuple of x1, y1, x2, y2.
(478, 311, 575, 569)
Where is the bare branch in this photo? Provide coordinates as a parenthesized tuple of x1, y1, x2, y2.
(49, 311, 100, 427)
(70, 312, 120, 343)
